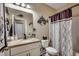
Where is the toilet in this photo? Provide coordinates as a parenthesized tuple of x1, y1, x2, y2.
(41, 40, 59, 56)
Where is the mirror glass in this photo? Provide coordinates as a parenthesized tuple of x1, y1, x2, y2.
(5, 7, 34, 41)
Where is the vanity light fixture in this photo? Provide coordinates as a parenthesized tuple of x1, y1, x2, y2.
(13, 3, 31, 9)
(14, 3, 21, 6)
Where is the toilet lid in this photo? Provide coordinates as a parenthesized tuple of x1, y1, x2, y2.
(46, 47, 58, 55)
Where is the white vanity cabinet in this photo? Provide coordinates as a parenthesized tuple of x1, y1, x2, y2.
(4, 41, 41, 56)
(29, 47, 40, 56)
(15, 51, 29, 56)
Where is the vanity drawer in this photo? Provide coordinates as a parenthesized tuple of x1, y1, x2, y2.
(11, 45, 26, 56)
(26, 42, 41, 50)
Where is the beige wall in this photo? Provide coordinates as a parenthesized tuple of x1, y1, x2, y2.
(72, 5, 79, 52)
(30, 3, 56, 40)
(72, 16, 79, 52)
(72, 6, 79, 17)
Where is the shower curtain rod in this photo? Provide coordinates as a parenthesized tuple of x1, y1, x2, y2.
(70, 4, 79, 9)
(49, 4, 79, 18)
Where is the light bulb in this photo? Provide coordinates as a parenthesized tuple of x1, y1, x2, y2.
(26, 4, 31, 8)
(15, 3, 20, 6)
(21, 3, 26, 7)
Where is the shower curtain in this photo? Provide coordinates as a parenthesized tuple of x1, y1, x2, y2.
(52, 21, 60, 52)
(50, 8, 73, 56)
(60, 18, 73, 56)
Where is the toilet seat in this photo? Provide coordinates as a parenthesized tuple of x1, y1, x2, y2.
(46, 47, 58, 56)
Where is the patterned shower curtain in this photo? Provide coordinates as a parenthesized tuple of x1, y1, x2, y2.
(60, 18, 73, 56)
(50, 8, 73, 56)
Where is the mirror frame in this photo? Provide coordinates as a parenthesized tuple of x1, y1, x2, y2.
(0, 3, 7, 51)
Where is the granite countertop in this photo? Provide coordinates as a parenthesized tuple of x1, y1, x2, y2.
(6, 38, 41, 48)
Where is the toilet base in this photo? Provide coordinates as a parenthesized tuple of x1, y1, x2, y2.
(45, 53, 59, 56)
(45, 53, 50, 56)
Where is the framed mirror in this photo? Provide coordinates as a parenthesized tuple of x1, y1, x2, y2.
(5, 6, 34, 40)
(0, 4, 7, 51)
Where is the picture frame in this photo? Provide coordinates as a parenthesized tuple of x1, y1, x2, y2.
(0, 3, 7, 51)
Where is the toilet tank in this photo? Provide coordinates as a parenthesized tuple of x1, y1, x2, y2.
(41, 40, 49, 48)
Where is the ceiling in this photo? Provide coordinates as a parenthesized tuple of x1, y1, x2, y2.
(46, 3, 68, 10)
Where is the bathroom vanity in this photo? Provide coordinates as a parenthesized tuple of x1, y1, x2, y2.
(4, 38, 41, 56)
(2, 4, 42, 56)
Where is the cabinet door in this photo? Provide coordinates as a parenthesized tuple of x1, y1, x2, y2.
(30, 47, 40, 56)
(11, 45, 26, 56)
(15, 51, 29, 56)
